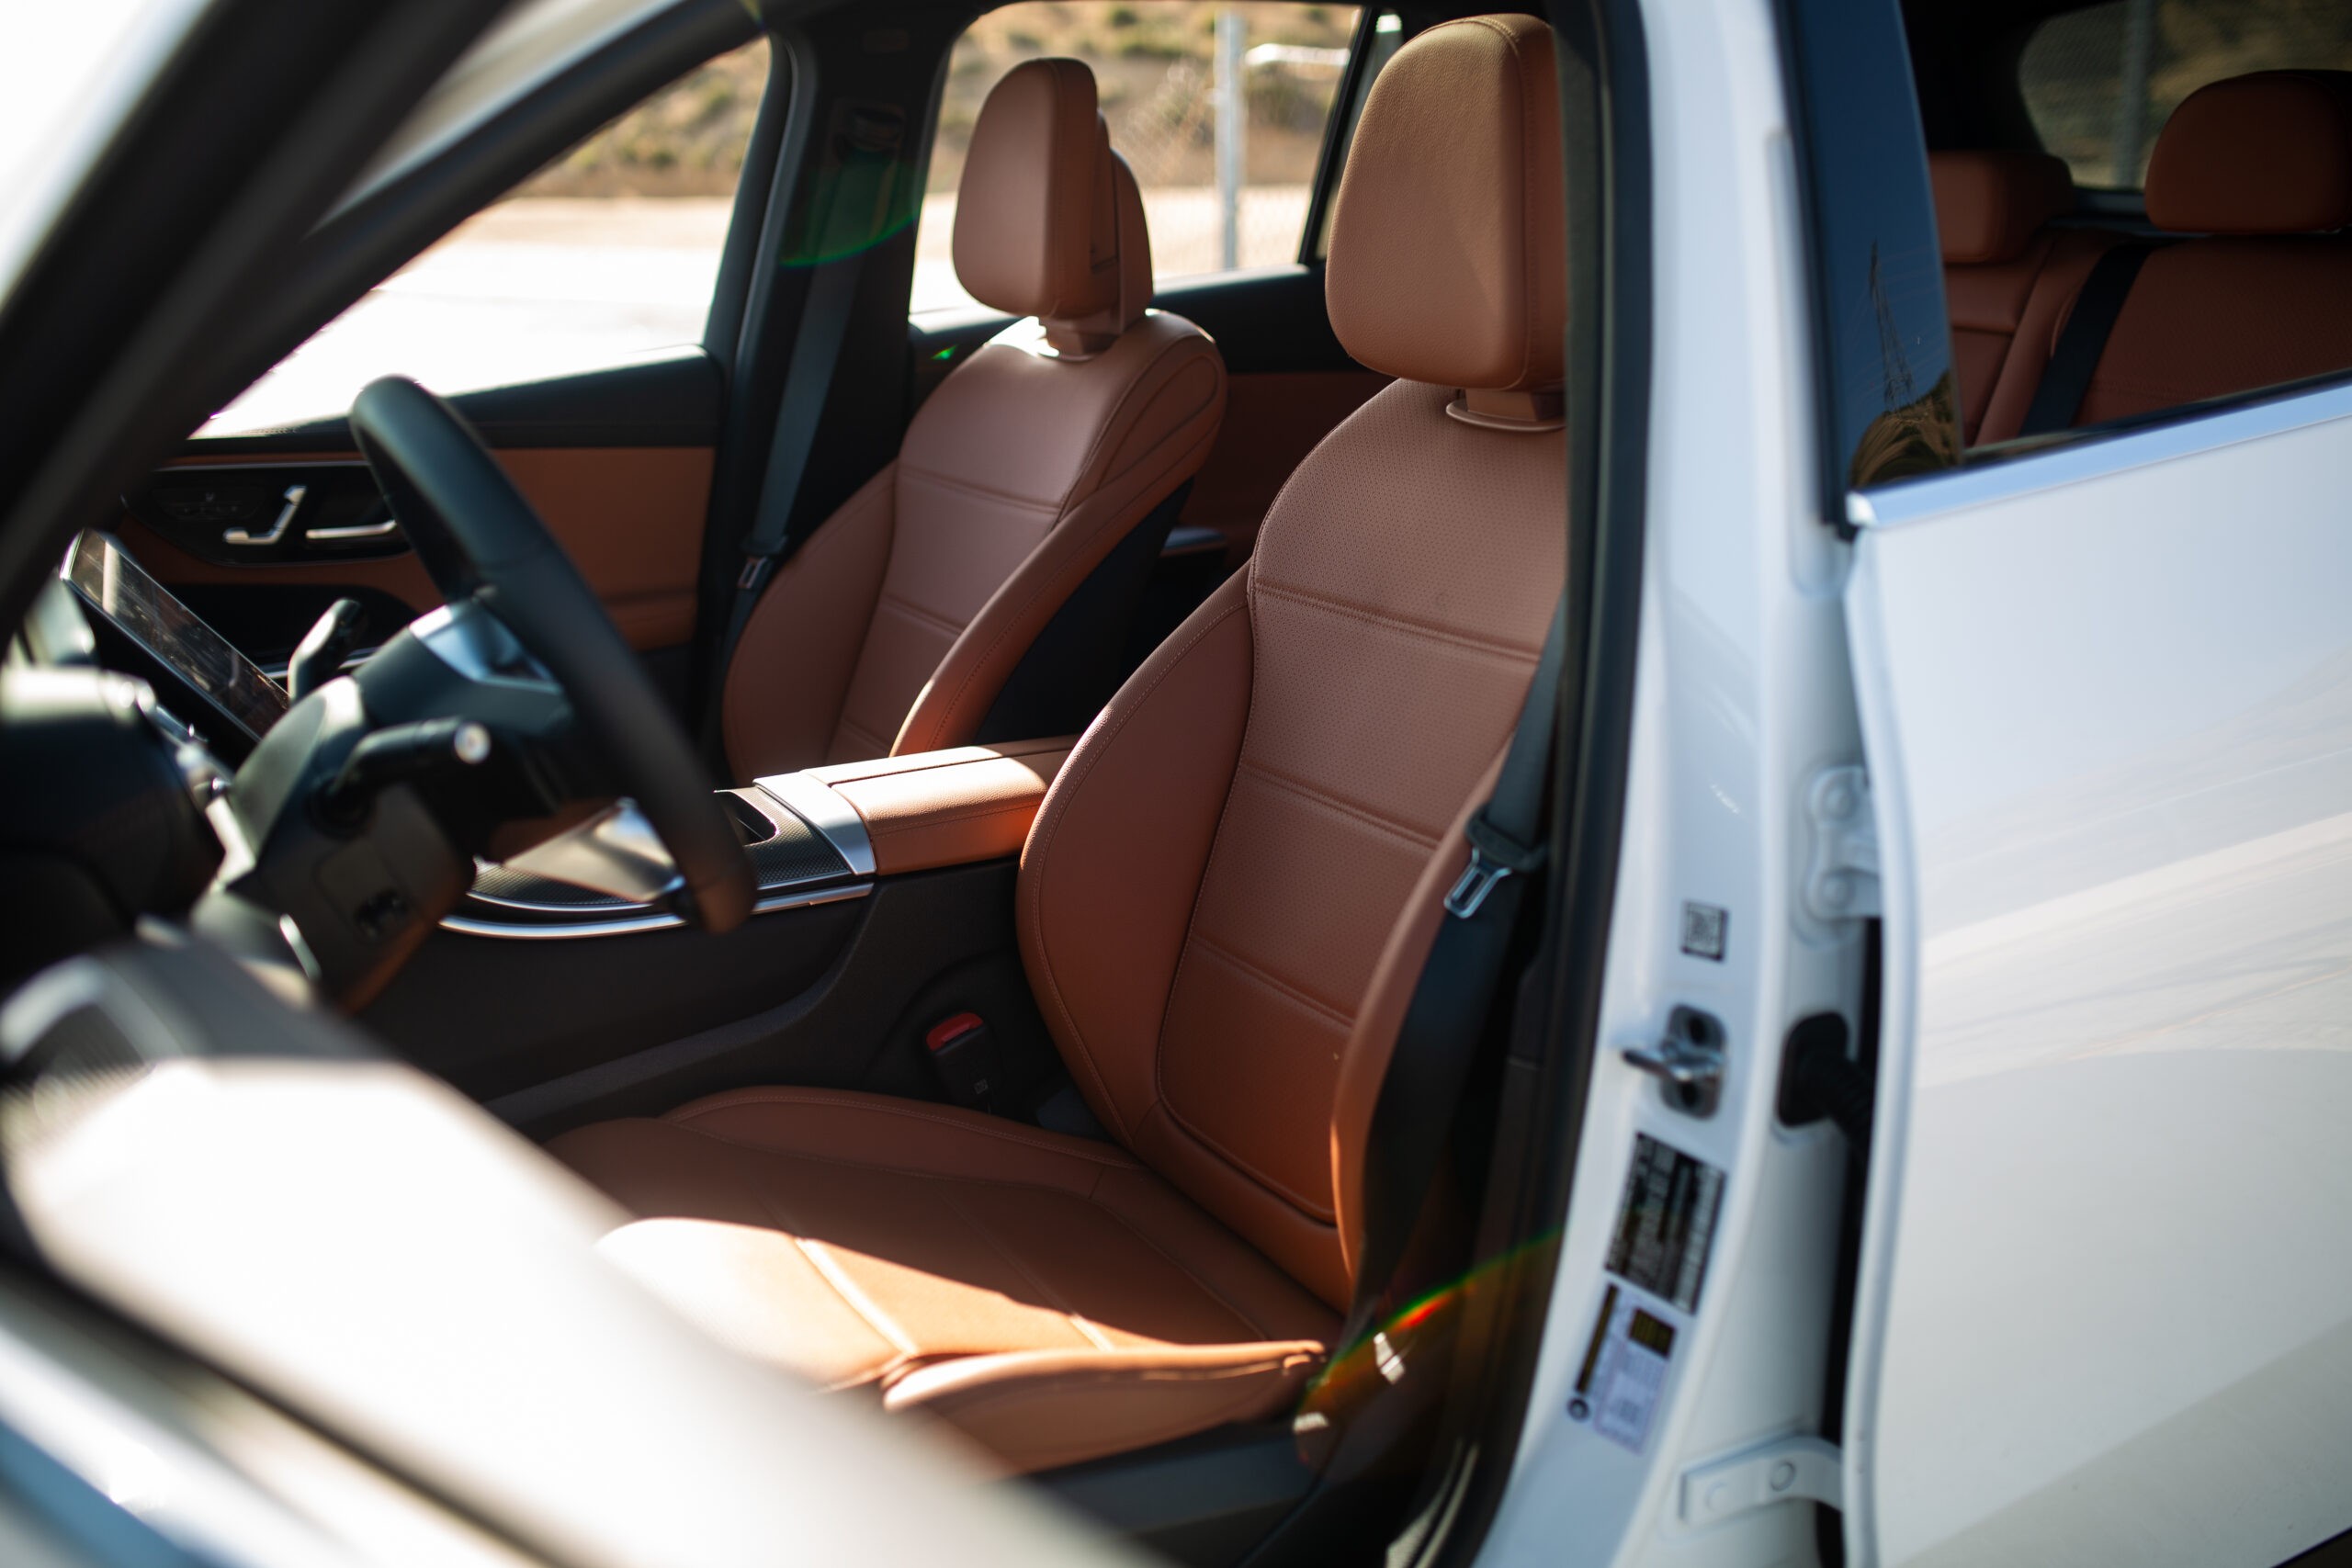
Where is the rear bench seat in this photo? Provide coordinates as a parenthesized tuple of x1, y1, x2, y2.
(1937, 69, 2352, 447)
(1931, 149, 2089, 444)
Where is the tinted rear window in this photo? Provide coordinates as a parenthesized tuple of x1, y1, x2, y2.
(2020, 0, 2352, 190)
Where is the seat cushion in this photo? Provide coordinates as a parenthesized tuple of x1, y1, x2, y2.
(547, 1088, 1334, 1472)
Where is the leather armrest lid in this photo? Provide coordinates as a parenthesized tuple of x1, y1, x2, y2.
(808, 738, 1074, 874)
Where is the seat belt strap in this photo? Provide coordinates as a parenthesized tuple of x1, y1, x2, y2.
(1343, 594, 1569, 1342)
(724, 258, 859, 611)
(2018, 241, 2158, 438)
(707, 111, 904, 729)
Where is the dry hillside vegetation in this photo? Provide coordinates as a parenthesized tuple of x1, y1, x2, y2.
(511, 3, 1358, 202)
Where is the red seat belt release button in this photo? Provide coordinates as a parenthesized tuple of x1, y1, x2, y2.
(925, 1013, 1001, 1113)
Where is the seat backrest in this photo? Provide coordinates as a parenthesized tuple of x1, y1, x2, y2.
(1930, 150, 2079, 444)
(1016, 15, 1566, 1310)
(722, 60, 1227, 777)
(1993, 70, 2352, 436)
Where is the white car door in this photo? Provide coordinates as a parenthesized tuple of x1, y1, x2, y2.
(1841, 384, 2352, 1568)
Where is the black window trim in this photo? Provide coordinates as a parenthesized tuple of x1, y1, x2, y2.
(1774, 0, 1961, 527)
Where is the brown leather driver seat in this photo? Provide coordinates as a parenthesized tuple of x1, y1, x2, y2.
(719, 59, 1227, 777)
(552, 15, 1566, 1472)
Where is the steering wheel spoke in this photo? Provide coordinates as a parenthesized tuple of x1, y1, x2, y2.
(346, 377, 752, 933)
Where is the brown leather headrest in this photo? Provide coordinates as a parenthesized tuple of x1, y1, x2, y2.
(2146, 70, 2352, 234)
(1929, 151, 2074, 264)
(1326, 15, 1565, 397)
(952, 58, 1152, 349)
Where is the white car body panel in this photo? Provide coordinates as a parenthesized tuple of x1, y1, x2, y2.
(1843, 385, 2352, 1568)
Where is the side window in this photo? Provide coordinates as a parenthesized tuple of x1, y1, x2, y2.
(2019, 0, 2352, 190)
(915, 2, 1363, 316)
(205, 36, 774, 435)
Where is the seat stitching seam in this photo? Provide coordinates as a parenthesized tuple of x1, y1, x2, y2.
(1153, 567, 1275, 1178)
(895, 463, 1063, 513)
(625, 1124, 1290, 1349)
(1082, 1195, 1279, 1342)
(668, 1090, 1142, 1168)
(1234, 758, 1442, 851)
(1154, 1092, 1341, 1224)
(874, 590, 967, 637)
(1250, 580, 1546, 661)
(657, 1121, 1144, 1200)
(940, 1188, 1116, 1352)
(711, 1145, 920, 1363)
(795, 1235, 921, 1359)
(1020, 592, 1250, 1143)
(901, 402, 1216, 753)
(902, 331, 1214, 753)
(1183, 934, 1355, 1031)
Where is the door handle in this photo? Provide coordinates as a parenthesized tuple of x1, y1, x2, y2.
(305, 516, 400, 543)
(222, 483, 307, 547)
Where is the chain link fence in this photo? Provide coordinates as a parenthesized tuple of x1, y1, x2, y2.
(916, 3, 1361, 311)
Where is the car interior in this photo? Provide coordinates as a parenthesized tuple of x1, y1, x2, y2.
(6, 0, 2352, 1562)
(1913, 8, 2352, 448)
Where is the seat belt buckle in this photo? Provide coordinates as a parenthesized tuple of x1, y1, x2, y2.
(1444, 810, 1544, 920)
(737, 551, 777, 593)
(926, 1012, 1002, 1113)
(1444, 852, 1511, 919)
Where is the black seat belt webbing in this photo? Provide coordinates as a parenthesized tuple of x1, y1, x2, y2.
(707, 114, 903, 719)
(723, 260, 858, 612)
(2018, 241, 2156, 438)
(1343, 594, 1569, 1346)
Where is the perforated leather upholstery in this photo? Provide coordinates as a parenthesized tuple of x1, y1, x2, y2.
(721, 60, 1224, 778)
(554, 16, 1568, 1472)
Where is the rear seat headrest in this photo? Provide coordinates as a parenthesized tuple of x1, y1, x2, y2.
(953, 58, 1152, 353)
(1325, 15, 1565, 401)
(1929, 151, 2075, 264)
(2146, 70, 2352, 234)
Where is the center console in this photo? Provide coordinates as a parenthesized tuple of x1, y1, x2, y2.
(437, 735, 1074, 940)
(365, 736, 1078, 1127)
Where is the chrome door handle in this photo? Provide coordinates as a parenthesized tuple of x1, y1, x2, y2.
(222, 483, 307, 547)
(305, 516, 400, 542)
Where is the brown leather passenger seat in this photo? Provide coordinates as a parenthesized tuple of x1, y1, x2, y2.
(549, 14, 1566, 1474)
(1964, 70, 2352, 445)
(720, 59, 1227, 778)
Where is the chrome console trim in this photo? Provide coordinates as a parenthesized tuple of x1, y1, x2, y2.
(439, 882, 870, 941)
(752, 772, 876, 878)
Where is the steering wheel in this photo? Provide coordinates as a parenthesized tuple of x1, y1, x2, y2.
(349, 376, 753, 933)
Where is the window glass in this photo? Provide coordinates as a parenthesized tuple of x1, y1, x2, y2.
(2020, 0, 2352, 190)
(915, 3, 1361, 315)
(205, 36, 772, 435)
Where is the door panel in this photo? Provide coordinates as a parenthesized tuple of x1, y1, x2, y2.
(1844, 389, 2352, 1568)
(122, 446, 710, 655)
(130, 352, 721, 667)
